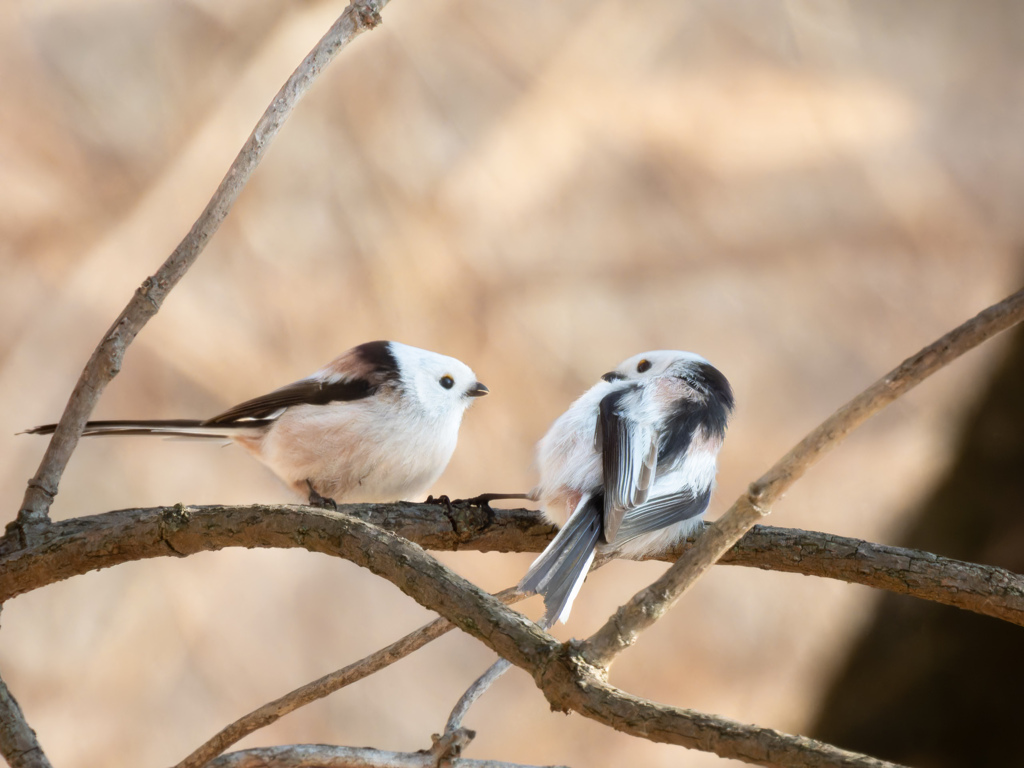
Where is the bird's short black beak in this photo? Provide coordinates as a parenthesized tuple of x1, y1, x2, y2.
(466, 382, 489, 397)
(602, 371, 626, 382)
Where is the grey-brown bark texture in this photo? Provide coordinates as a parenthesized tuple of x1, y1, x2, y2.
(811, 320, 1024, 766)
(3, 505, 1023, 628)
(0, 677, 53, 768)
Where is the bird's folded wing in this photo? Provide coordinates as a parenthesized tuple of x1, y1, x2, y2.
(204, 377, 375, 424)
(613, 485, 713, 544)
(599, 388, 658, 542)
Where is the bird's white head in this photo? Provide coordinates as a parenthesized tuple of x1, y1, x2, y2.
(602, 349, 710, 382)
(389, 342, 488, 420)
(602, 348, 734, 420)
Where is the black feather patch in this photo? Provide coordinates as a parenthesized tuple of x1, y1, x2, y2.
(203, 342, 401, 425)
(657, 400, 706, 465)
(658, 362, 734, 463)
(693, 361, 734, 437)
(353, 340, 400, 378)
(203, 378, 375, 424)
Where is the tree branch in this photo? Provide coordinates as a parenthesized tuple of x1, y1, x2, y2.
(9, 0, 390, 543)
(184, 507, 907, 767)
(2, 504, 1021, 629)
(582, 286, 1024, 668)
(0, 673, 52, 768)
(0, 498, 1011, 767)
(207, 743, 568, 768)
(0, 505, 915, 767)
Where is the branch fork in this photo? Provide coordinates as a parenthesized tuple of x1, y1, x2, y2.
(4, 0, 1024, 762)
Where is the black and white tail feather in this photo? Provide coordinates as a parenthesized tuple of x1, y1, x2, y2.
(519, 494, 602, 626)
(23, 418, 271, 441)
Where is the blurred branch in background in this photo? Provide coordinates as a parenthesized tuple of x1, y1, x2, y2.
(812, 318, 1024, 765)
(9, 0, 389, 541)
(2, 2, 393, 767)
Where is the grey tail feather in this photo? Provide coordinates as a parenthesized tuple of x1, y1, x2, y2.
(21, 419, 270, 440)
(519, 496, 602, 625)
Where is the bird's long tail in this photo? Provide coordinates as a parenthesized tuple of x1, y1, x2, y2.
(519, 494, 602, 625)
(21, 419, 269, 440)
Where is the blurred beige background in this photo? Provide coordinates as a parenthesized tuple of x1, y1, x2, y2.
(2, 0, 1022, 766)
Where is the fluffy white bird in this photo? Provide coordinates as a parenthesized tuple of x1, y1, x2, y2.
(520, 350, 733, 624)
(25, 341, 488, 506)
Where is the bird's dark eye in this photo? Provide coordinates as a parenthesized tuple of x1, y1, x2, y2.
(439, 375, 454, 389)
(637, 359, 652, 373)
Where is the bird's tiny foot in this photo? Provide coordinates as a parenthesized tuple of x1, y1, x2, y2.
(425, 494, 453, 514)
(306, 480, 337, 511)
(448, 492, 532, 509)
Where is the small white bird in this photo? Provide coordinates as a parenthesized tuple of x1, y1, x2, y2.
(520, 350, 734, 624)
(25, 341, 489, 506)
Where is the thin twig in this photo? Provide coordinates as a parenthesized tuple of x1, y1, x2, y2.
(443, 613, 555, 737)
(207, 743, 568, 768)
(582, 286, 1024, 668)
(0, 674, 53, 768)
(444, 659, 512, 736)
(9, 0, 390, 544)
(178, 589, 525, 768)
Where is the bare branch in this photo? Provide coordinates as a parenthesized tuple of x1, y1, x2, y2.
(537, 672, 903, 768)
(582, 286, 1024, 668)
(207, 743, 567, 767)
(2, 505, 1022, 629)
(9, 0, 390, 542)
(178, 589, 525, 768)
(0, 505, 907, 766)
(709, 525, 1024, 624)
(184, 507, 903, 768)
(0, 673, 53, 768)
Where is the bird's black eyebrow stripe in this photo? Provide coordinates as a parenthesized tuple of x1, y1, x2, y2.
(353, 340, 400, 380)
